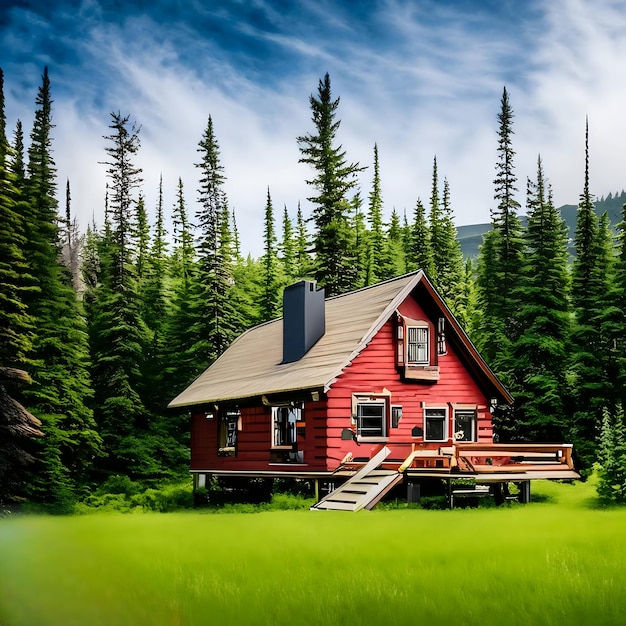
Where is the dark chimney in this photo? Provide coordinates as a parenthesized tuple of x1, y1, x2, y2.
(282, 280, 325, 363)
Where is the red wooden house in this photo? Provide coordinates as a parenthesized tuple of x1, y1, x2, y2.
(169, 271, 577, 510)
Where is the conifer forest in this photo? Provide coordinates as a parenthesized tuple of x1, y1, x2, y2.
(2, 68, 626, 510)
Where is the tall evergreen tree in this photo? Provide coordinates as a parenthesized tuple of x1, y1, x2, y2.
(21, 68, 100, 504)
(569, 119, 613, 473)
(509, 158, 571, 441)
(408, 198, 434, 275)
(365, 143, 392, 284)
(0, 75, 34, 369)
(429, 156, 444, 286)
(297, 73, 363, 295)
(279, 205, 296, 281)
(90, 112, 152, 479)
(295, 201, 312, 279)
(476, 86, 524, 402)
(192, 116, 239, 367)
(387, 207, 406, 277)
(260, 188, 281, 321)
(164, 177, 200, 396)
(489, 87, 525, 340)
(436, 177, 465, 313)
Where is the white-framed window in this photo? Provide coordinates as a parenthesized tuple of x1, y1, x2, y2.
(272, 405, 301, 447)
(424, 407, 447, 442)
(356, 400, 387, 438)
(407, 325, 429, 364)
(454, 409, 477, 442)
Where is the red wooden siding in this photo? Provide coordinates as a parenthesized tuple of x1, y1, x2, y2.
(324, 297, 493, 469)
(190, 294, 494, 474)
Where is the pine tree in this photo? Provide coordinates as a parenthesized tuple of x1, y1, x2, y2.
(297, 73, 363, 295)
(436, 178, 465, 313)
(509, 157, 571, 442)
(279, 205, 296, 281)
(21, 68, 100, 504)
(597, 404, 626, 503)
(568, 119, 613, 473)
(351, 191, 367, 288)
(429, 156, 444, 287)
(387, 207, 406, 277)
(409, 198, 434, 275)
(476, 85, 524, 402)
(0, 74, 34, 369)
(142, 174, 170, 410)
(90, 112, 152, 479)
(295, 202, 312, 279)
(260, 188, 281, 321)
(164, 177, 200, 396)
(192, 116, 239, 367)
(365, 143, 392, 284)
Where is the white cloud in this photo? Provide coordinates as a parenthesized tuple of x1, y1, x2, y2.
(6, 0, 626, 260)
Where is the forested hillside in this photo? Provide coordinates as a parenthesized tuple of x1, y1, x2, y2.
(1, 68, 626, 509)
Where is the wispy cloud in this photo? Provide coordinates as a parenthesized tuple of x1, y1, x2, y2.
(2, 0, 626, 258)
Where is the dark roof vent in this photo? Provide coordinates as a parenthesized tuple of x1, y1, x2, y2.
(282, 280, 325, 364)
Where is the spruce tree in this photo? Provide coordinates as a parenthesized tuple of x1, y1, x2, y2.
(476, 85, 524, 401)
(409, 198, 434, 276)
(21, 68, 100, 504)
(192, 116, 239, 367)
(260, 187, 281, 321)
(387, 207, 406, 277)
(0, 76, 34, 369)
(279, 205, 296, 281)
(510, 158, 570, 441)
(568, 119, 616, 473)
(297, 73, 363, 295)
(365, 143, 392, 284)
(429, 156, 444, 287)
(90, 112, 153, 479)
(164, 178, 200, 396)
(436, 178, 465, 313)
(295, 201, 312, 279)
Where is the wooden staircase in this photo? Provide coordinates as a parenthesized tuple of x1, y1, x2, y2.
(311, 447, 403, 511)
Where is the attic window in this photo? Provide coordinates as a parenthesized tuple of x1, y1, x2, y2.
(396, 315, 440, 381)
(407, 325, 429, 364)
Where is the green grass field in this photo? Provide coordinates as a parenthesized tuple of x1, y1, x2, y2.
(1, 479, 625, 626)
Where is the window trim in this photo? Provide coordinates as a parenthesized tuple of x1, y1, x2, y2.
(424, 406, 448, 442)
(453, 408, 477, 442)
(406, 323, 430, 365)
(271, 404, 302, 449)
(351, 392, 391, 441)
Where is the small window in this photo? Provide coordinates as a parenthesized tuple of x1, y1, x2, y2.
(424, 408, 447, 442)
(454, 410, 477, 442)
(437, 317, 447, 355)
(272, 405, 301, 447)
(219, 409, 240, 455)
(407, 326, 429, 364)
(391, 405, 402, 428)
(356, 401, 386, 438)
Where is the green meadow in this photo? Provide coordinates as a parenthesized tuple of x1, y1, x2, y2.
(1, 479, 625, 626)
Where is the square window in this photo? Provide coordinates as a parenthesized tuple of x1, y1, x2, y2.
(454, 410, 476, 442)
(424, 408, 447, 442)
(356, 401, 386, 438)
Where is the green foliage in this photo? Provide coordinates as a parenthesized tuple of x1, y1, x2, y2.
(297, 73, 364, 296)
(597, 405, 626, 503)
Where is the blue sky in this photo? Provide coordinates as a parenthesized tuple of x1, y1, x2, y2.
(2, 0, 626, 257)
